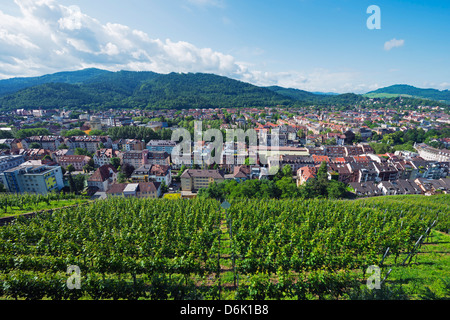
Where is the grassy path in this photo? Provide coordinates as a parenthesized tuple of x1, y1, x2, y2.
(383, 230, 450, 299)
(0, 198, 90, 218)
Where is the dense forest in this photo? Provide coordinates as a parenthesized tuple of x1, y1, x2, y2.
(0, 69, 448, 112)
(0, 71, 294, 111)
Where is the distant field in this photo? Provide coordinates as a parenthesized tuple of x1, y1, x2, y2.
(363, 93, 414, 99)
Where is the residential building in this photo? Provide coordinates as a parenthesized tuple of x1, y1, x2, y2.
(415, 144, 450, 162)
(58, 155, 92, 171)
(231, 165, 252, 182)
(414, 178, 450, 195)
(377, 180, 421, 196)
(106, 182, 161, 198)
(328, 163, 352, 184)
(146, 140, 177, 154)
(348, 181, 383, 197)
(131, 164, 152, 182)
(180, 169, 225, 192)
(278, 155, 315, 172)
(373, 162, 399, 181)
(347, 162, 378, 183)
(17, 149, 51, 161)
(325, 146, 346, 158)
(66, 136, 112, 153)
(87, 164, 118, 192)
(149, 164, 172, 186)
(147, 151, 171, 166)
(125, 139, 146, 151)
(93, 148, 120, 167)
(297, 166, 318, 186)
(0, 155, 25, 173)
(21, 136, 64, 151)
(0, 164, 64, 194)
(122, 150, 149, 169)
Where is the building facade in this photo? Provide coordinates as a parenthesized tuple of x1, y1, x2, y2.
(0, 164, 64, 194)
(180, 169, 225, 192)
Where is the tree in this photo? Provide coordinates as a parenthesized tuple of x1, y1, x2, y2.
(83, 164, 94, 173)
(29, 142, 41, 149)
(67, 164, 76, 173)
(297, 130, 305, 139)
(282, 164, 293, 178)
(275, 177, 299, 198)
(327, 180, 348, 199)
(63, 129, 86, 137)
(301, 161, 329, 198)
(324, 138, 336, 146)
(245, 157, 256, 165)
(58, 144, 69, 150)
(160, 181, 169, 194)
(68, 174, 76, 193)
(354, 133, 362, 144)
(117, 172, 127, 183)
(72, 174, 86, 193)
(317, 161, 328, 183)
(74, 148, 93, 157)
(89, 130, 106, 136)
(109, 157, 121, 170)
(121, 163, 135, 178)
(14, 128, 51, 139)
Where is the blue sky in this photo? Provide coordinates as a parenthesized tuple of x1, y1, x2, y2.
(0, 0, 449, 93)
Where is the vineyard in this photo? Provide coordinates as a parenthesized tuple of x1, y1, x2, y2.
(0, 194, 448, 300)
(0, 193, 89, 218)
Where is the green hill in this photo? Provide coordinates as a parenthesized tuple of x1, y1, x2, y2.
(0, 71, 294, 110)
(0, 69, 448, 111)
(365, 84, 450, 104)
(266, 86, 367, 106)
(0, 68, 111, 97)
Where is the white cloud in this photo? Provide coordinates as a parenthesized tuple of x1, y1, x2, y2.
(439, 82, 450, 90)
(0, 0, 376, 93)
(0, 0, 238, 78)
(384, 38, 405, 51)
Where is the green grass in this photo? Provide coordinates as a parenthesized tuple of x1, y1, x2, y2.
(363, 93, 414, 99)
(351, 230, 450, 300)
(0, 198, 90, 218)
(385, 230, 450, 299)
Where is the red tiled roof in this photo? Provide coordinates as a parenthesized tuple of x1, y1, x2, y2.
(88, 164, 117, 182)
(298, 166, 317, 181)
(312, 155, 330, 163)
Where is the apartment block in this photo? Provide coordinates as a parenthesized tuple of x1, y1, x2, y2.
(0, 164, 64, 194)
(180, 169, 225, 192)
(0, 155, 25, 173)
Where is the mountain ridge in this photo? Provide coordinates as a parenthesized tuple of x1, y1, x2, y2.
(0, 69, 448, 110)
(365, 84, 450, 104)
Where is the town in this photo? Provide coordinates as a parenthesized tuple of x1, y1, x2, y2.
(0, 104, 449, 200)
